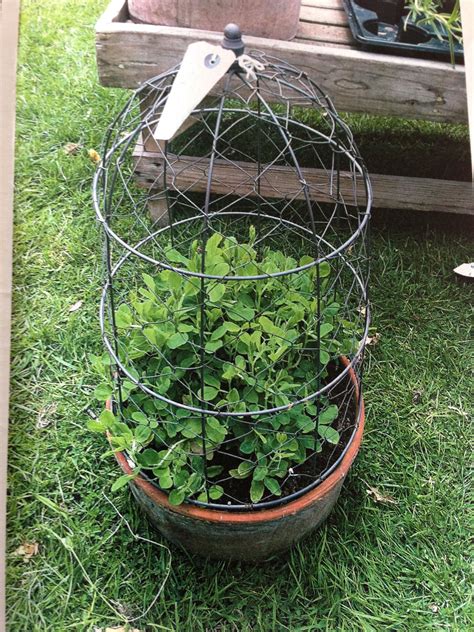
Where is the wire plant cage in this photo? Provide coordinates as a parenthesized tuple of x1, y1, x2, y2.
(93, 35, 371, 511)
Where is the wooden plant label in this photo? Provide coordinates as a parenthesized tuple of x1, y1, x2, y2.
(153, 41, 235, 141)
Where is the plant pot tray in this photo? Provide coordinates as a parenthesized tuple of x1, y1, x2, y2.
(342, 0, 463, 62)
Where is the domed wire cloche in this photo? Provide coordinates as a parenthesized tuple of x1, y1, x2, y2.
(93, 27, 371, 510)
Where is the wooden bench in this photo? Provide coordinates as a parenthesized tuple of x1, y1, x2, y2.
(96, 0, 472, 215)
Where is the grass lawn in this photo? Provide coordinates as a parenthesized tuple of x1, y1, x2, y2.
(7, 1, 473, 629)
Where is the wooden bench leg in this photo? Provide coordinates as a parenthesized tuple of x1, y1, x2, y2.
(138, 89, 213, 226)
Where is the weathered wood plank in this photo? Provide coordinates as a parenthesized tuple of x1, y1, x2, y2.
(96, 18, 467, 123)
(300, 5, 348, 26)
(132, 147, 473, 215)
(95, 0, 129, 28)
(460, 0, 474, 178)
(302, 0, 344, 9)
(293, 37, 348, 49)
(296, 21, 352, 45)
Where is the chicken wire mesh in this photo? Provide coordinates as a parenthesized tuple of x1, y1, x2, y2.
(93, 50, 371, 509)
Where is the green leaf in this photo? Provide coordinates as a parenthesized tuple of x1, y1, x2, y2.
(320, 322, 334, 338)
(238, 460, 254, 477)
(222, 363, 238, 381)
(240, 437, 256, 454)
(250, 479, 264, 503)
(143, 326, 161, 346)
(319, 404, 338, 425)
(206, 232, 223, 255)
(209, 485, 224, 500)
(168, 489, 186, 506)
(295, 414, 315, 432)
(87, 419, 108, 433)
(142, 273, 156, 293)
(181, 418, 201, 439)
(324, 302, 340, 316)
(224, 321, 241, 333)
(205, 339, 223, 353)
(131, 411, 148, 425)
(99, 409, 115, 428)
(94, 383, 112, 401)
(318, 262, 331, 278)
(165, 248, 189, 265)
(87, 410, 116, 432)
(205, 417, 227, 444)
(318, 425, 340, 444)
(299, 255, 314, 266)
(135, 425, 152, 443)
(157, 377, 171, 395)
(159, 473, 173, 489)
(162, 270, 182, 292)
(235, 355, 246, 370)
(111, 473, 137, 492)
(230, 461, 253, 479)
(249, 224, 256, 245)
(89, 353, 111, 378)
(306, 403, 317, 416)
(178, 323, 195, 333)
(183, 279, 200, 296)
(207, 465, 224, 478)
(210, 323, 229, 341)
(200, 386, 219, 402)
(227, 388, 240, 404)
(115, 304, 133, 328)
(167, 332, 189, 349)
(259, 315, 284, 337)
(264, 477, 282, 496)
(320, 350, 330, 366)
(208, 283, 226, 303)
(110, 421, 133, 441)
(211, 262, 230, 277)
(229, 303, 255, 322)
(253, 465, 268, 481)
(138, 448, 162, 467)
(203, 373, 220, 389)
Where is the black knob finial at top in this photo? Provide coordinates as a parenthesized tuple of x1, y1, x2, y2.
(221, 23, 245, 57)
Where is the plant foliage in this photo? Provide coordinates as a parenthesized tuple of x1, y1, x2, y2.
(90, 227, 358, 504)
(406, 0, 462, 64)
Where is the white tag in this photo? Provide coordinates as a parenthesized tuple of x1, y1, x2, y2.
(453, 262, 474, 279)
(153, 41, 236, 142)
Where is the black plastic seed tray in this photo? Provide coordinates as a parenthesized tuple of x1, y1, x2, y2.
(342, 0, 463, 62)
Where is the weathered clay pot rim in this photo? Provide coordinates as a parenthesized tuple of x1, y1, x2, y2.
(108, 358, 364, 524)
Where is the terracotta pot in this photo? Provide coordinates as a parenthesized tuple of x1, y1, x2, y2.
(110, 357, 365, 561)
(127, 0, 302, 40)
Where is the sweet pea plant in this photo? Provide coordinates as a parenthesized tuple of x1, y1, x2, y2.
(90, 227, 357, 505)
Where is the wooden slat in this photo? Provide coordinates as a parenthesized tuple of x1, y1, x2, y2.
(300, 6, 348, 26)
(0, 0, 20, 624)
(293, 38, 348, 49)
(302, 0, 344, 9)
(95, 0, 128, 27)
(460, 0, 474, 179)
(133, 147, 473, 215)
(296, 21, 352, 45)
(96, 16, 467, 123)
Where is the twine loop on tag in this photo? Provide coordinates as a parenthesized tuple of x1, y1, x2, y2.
(237, 54, 265, 82)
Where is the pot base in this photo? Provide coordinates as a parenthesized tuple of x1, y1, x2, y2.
(129, 473, 346, 560)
